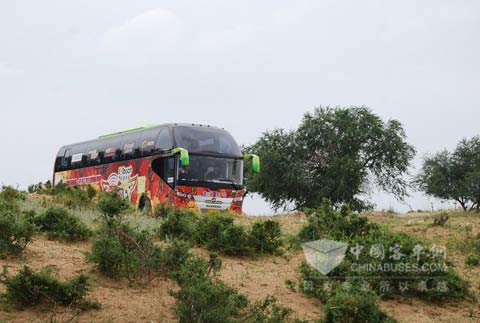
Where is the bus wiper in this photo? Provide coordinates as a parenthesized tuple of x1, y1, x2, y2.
(214, 178, 239, 190)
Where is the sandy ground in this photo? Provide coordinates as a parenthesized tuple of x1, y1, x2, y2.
(1, 211, 480, 322)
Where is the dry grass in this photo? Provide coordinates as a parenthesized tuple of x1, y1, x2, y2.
(1, 201, 480, 322)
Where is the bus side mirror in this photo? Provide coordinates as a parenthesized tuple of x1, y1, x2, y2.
(243, 154, 260, 173)
(172, 148, 190, 167)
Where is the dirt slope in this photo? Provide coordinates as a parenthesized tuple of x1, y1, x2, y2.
(1, 211, 479, 322)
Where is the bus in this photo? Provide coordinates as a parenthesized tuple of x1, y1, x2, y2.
(53, 123, 260, 214)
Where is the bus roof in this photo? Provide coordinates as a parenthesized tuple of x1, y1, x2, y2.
(54, 123, 242, 171)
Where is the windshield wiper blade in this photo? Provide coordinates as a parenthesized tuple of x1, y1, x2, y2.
(214, 178, 239, 190)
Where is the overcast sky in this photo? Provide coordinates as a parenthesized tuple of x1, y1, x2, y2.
(1, 0, 479, 214)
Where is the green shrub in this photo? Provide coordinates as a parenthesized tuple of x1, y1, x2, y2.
(298, 202, 377, 243)
(466, 254, 480, 266)
(28, 183, 41, 194)
(323, 284, 396, 323)
(249, 220, 283, 254)
(297, 203, 471, 302)
(433, 213, 449, 226)
(170, 254, 248, 323)
(97, 190, 130, 219)
(0, 186, 26, 203)
(51, 181, 68, 195)
(194, 214, 251, 255)
(87, 220, 163, 283)
(193, 214, 283, 255)
(54, 186, 91, 210)
(0, 210, 36, 258)
(243, 296, 308, 323)
(0, 266, 98, 309)
(194, 213, 234, 246)
(87, 223, 125, 278)
(157, 207, 197, 240)
(28, 181, 55, 195)
(171, 277, 248, 323)
(35, 206, 91, 241)
(285, 279, 296, 292)
(220, 225, 252, 255)
(86, 184, 97, 200)
(154, 202, 176, 218)
(0, 186, 25, 213)
(171, 253, 309, 323)
(456, 232, 480, 256)
(160, 239, 192, 274)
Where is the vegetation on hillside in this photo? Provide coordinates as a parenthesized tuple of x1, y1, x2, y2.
(296, 201, 471, 302)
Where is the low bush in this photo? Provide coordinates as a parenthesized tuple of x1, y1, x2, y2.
(451, 230, 480, 277)
(170, 257, 248, 323)
(297, 202, 470, 302)
(35, 206, 91, 241)
(157, 207, 197, 240)
(249, 220, 283, 254)
(322, 284, 396, 323)
(466, 254, 480, 266)
(194, 213, 252, 255)
(87, 220, 162, 283)
(158, 210, 283, 255)
(433, 213, 449, 226)
(28, 180, 54, 195)
(243, 296, 309, 323)
(194, 213, 283, 255)
(86, 184, 97, 200)
(0, 186, 25, 213)
(299, 202, 377, 243)
(0, 266, 98, 310)
(159, 239, 192, 274)
(171, 253, 310, 323)
(97, 189, 130, 219)
(0, 210, 36, 258)
(53, 186, 92, 210)
(153, 202, 176, 218)
(219, 224, 252, 255)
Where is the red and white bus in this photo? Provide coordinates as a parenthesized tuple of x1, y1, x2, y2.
(53, 124, 259, 214)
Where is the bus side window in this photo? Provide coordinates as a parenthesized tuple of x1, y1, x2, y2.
(102, 137, 119, 164)
(62, 149, 71, 170)
(87, 143, 101, 166)
(155, 127, 173, 151)
(55, 148, 66, 171)
(152, 157, 175, 188)
(139, 128, 159, 157)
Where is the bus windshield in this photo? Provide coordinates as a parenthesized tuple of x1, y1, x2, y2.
(177, 155, 243, 188)
(173, 126, 242, 157)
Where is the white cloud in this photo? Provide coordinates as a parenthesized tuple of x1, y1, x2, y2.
(102, 8, 180, 57)
(192, 25, 254, 54)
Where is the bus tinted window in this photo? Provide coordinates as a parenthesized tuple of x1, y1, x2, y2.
(173, 126, 242, 157)
(122, 141, 136, 160)
(156, 127, 173, 151)
(87, 142, 102, 166)
(139, 128, 160, 157)
(152, 156, 175, 188)
(55, 148, 66, 171)
(101, 137, 120, 164)
(63, 148, 72, 170)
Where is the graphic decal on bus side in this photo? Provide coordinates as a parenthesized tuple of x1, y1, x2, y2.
(101, 166, 138, 200)
(54, 157, 243, 214)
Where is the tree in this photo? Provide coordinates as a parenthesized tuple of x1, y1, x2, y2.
(417, 136, 480, 211)
(244, 106, 415, 211)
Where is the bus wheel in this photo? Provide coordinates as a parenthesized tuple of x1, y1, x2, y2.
(138, 194, 152, 215)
